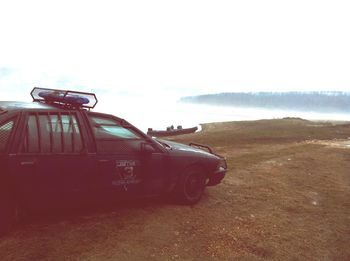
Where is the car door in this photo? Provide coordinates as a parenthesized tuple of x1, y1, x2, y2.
(0, 116, 19, 196)
(9, 111, 93, 208)
(86, 113, 167, 200)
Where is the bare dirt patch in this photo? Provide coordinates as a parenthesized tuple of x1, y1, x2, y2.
(306, 139, 350, 148)
(1, 119, 350, 260)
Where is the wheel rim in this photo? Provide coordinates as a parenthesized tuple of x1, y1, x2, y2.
(184, 172, 204, 199)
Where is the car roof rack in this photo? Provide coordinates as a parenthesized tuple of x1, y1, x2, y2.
(31, 87, 98, 109)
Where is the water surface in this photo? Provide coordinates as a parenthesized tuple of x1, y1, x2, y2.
(98, 97, 350, 133)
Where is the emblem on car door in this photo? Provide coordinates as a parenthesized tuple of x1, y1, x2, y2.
(112, 160, 141, 189)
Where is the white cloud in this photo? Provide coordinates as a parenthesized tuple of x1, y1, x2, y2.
(0, 0, 349, 101)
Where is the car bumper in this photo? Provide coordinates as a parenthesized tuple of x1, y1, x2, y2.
(207, 166, 227, 186)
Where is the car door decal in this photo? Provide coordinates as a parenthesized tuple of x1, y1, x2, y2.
(112, 160, 141, 189)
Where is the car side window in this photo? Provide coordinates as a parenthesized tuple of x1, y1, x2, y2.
(0, 119, 15, 153)
(89, 115, 143, 154)
(21, 113, 83, 153)
(90, 116, 141, 140)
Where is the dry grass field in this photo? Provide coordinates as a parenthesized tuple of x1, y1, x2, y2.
(1, 118, 350, 260)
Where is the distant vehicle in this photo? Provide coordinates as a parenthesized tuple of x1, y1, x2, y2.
(0, 87, 227, 234)
(147, 125, 198, 137)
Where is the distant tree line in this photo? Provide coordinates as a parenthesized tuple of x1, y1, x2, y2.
(179, 92, 350, 112)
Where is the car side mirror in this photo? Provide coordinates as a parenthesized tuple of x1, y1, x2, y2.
(141, 143, 156, 154)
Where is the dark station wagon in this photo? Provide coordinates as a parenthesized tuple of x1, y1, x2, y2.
(0, 88, 227, 234)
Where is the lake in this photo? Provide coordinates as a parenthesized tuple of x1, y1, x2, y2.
(98, 96, 350, 133)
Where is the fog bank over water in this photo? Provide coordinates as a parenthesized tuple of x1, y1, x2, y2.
(98, 95, 350, 133)
(3, 91, 349, 133)
(180, 92, 350, 113)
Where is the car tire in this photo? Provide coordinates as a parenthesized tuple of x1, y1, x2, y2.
(174, 167, 206, 205)
(0, 199, 16, 236)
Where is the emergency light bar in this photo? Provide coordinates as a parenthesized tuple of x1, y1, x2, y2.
(31, 87, 98, 109)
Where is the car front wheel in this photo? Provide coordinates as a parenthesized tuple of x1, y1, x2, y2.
(174, 167, 206, 205)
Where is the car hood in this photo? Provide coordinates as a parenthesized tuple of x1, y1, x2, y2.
(156, 139, 214, 157)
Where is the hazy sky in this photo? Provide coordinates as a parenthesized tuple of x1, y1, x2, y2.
(1, 0, 349, 101)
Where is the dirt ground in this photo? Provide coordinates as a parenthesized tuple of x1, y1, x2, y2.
(1, 118, 350, 260)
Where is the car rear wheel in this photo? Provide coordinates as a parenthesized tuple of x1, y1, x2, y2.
(0, 199, 16, 236)
(174, 167, 206, 205)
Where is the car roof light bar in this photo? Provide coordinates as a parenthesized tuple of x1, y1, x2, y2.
(31, 87, 98, 109)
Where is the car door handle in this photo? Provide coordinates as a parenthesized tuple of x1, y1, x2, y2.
(20, 161, 35, 166)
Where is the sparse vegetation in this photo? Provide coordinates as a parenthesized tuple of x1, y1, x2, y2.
(1, 118, 350, 260)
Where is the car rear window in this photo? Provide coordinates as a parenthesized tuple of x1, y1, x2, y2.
(21, 113, 83, 154)
(0, 119, 14, 153)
